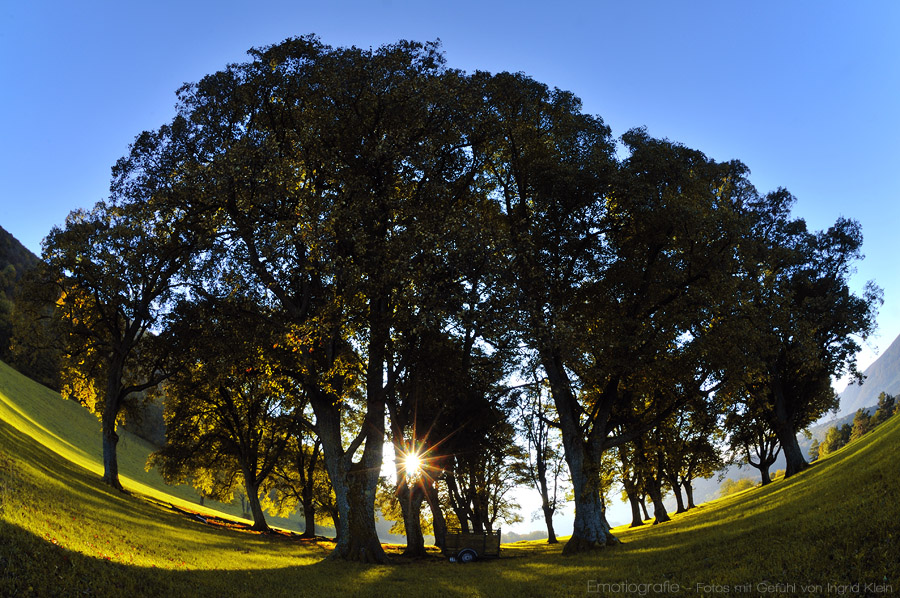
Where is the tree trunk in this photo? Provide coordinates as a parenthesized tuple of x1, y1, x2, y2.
(244, 481, 270, 532)
(646, 477, 670, 524)
(682, 480, 696, 510)
(535, 452, 558, 543)
(343, 462, 387, 563)
(639, 495, 650, 521)
(423, 477, 447, 549)
(542, 502, 558, 544)
(101, 420, 122, 491)
(101, 364, 124, 490)
(772, 376, 808, 477)
(310, 395, 352, 552)
(300, 440, 320, 538)
(399, 482, 427, 557)
(563, 476, 617, 554)
(541, 353, 619, 554)
(445, 473, 472, 533)
(753, 461, 773, 485)
(310, 387, 386, 562)
(332, 298, 389, 564)
(560, 433, 619, 554)
(627, 492, 644, 527)
(301, 497, 316, 538)
(670, 478, 686, 514)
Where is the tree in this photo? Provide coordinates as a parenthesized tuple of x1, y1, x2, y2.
(871, 392, 896, 427)
(444, 420, 527, 535)
(718, 477, 755, 498)
(269, 426, 333, 538)
(849, 408, 872, 442)
(40, 190, 194, 489)
(820, 424, 852, 457)
(383, 185, 514, 555)
(160, 36, 477, 562)
(736, 190, 881, 476)
(808, 438, 821, 462)
(655, 393, 725, 511)
(150, 295, 296, 531)
(725, 404, 782, 485)
(475, 76, 750, 552)
(516, 376, 568, 543)
(0, 225, 40, 364)
(617, 442, 648, 527)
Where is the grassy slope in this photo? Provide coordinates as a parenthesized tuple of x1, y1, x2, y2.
(1, 359, 898, 597)
(0, 360, 312, 534)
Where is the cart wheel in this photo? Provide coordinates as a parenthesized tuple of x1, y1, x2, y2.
(458, 549, 477, 563)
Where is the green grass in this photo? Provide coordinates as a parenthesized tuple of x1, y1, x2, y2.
(1, 358, 898, 597)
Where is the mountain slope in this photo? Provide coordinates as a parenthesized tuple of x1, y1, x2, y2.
(0, 225, 40, 362)
(840, 332, 900, 416)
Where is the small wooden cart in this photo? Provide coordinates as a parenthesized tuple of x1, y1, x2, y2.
(443, 529, 501, 563)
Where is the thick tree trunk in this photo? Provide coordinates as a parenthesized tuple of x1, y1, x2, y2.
(423, 477, 447, 549)
(101, 420, 122, 491)
(333, 298, 389, 564)
(560, 431, 619, 554)
(620, 460, 644, 527)
(627, 492, 644, 527)
(752, 461, 773, 485)
(563, 480, 617, 554)
(683, 480, 696, 510)
(311, 387, 386, 562)
(244, 481, 270, 532)
(310, 395, 352, 553)
(772, 377, 808, 477)
(776, 428, 806, 477)
(470, 511, 485, 534)
(646, 477, 670, 524)
(399, 482, 427, 557)
(344, 462, 387, 563)
(101, 365, 124, 490)
(541, 352, 619, 554)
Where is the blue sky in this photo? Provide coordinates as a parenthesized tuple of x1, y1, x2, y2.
(1, 1, 898, 525)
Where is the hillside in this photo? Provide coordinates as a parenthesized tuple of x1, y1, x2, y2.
(0, 359, 307, 532)
(839, 332, 900, 417)
(1, 355, 898, 596)
(0, 225, 40, 362)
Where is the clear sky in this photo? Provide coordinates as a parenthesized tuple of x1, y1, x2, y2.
(2, 1, 899, 528)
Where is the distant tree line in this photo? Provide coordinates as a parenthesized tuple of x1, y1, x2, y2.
(12, 35, 881, 562)
(811, 392, 897, 460)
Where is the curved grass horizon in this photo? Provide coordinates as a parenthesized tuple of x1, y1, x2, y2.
(1, 359, 898, 597)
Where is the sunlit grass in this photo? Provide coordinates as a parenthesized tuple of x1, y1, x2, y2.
(1, 358, 898, 597)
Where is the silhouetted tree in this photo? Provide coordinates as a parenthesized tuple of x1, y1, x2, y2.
(151, 295, 295, 531)
(39, 185, 194, 489)
(734, 190, 880, 476)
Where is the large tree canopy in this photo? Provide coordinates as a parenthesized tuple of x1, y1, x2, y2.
(34, 34, 880, 561)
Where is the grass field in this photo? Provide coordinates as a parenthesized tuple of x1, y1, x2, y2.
(1, 359, 898, 597)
